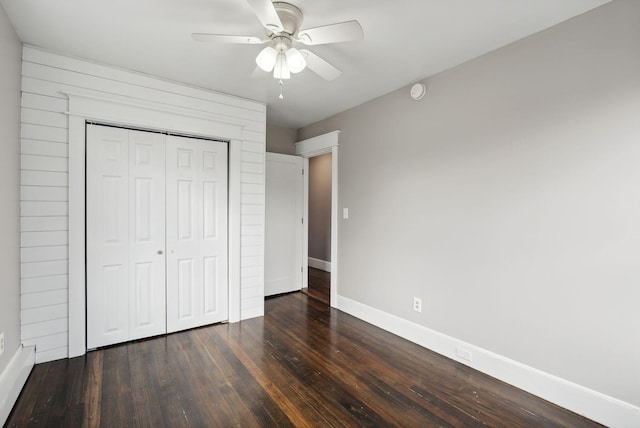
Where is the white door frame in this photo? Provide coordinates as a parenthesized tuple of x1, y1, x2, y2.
(65, 90, 243, 357)
(295, 131, 339, 307)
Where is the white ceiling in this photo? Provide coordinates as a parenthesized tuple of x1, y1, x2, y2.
(1, 0, 609, 129)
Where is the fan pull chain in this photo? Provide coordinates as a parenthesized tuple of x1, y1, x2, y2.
(279, 79, 284, 100)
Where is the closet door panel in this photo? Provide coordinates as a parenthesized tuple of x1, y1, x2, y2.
(128, 130, 166, 341)
(86, 125, 131, 349)
(199, 142, 228, 323)
(166, 136, 228, 333)
(87, 125, 166, 348)
(166, 138, 200, 332)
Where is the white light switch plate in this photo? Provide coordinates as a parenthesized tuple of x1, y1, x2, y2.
(343, 208, 349, 219)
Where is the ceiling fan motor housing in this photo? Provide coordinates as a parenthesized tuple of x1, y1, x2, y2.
(272, 2, 304, 36)
(273, 36, 292, 53)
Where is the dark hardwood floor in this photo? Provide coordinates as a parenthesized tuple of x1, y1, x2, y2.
(7, 292, 601, 427)
(302, 267, 330, 304)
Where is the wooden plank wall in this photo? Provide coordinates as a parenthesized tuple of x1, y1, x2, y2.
(20, 46, 266, 363)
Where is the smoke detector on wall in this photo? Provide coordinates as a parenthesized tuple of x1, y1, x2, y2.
(410, 83, 426, 100)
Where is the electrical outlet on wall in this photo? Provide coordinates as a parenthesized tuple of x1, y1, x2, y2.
(0, 332, 4, 355)
(413, 297, 422, 313)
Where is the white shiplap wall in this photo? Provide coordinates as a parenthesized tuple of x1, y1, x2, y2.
(20, 46, 266, 363)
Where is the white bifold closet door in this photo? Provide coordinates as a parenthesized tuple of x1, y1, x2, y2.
(86, 125, 167, 349)
(165, 135, 228, 333)
(86, 125, 228, 349)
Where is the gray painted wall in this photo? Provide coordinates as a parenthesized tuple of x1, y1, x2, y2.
(299, 0, 640, 407)
(308, 153, 331, 262)
(266, 123, 296, 155)
(0, 4, 22, 373)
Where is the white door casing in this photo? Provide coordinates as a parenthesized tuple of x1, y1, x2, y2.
(166, 135, 228, 332)
(67, 88, 246, 358)
(86, 125, 167, 348)
(265, 153, 303, 296)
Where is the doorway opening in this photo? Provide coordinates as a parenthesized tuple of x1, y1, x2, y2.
(295, 131, 339, 308)
(302, 152, 332, 304)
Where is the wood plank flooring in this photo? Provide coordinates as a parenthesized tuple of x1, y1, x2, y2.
(302, 267, 330, 304)
(7, 292, 601, 427)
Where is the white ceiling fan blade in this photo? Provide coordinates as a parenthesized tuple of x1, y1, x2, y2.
(298, 20, 363, 45)
(300, 49, 342, 81)
(245, 0, 284, 33)
(191, 34, 264, 44)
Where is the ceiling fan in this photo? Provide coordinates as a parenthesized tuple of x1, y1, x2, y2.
(192, 0, 363, 83)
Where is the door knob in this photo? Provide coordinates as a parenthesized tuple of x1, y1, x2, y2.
(157, 250, 164, 255)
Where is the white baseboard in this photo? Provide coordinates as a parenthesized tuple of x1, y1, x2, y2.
(308, 257, 331, 272)
(337, 295, 640, 428)
(0, 345, 35, 425)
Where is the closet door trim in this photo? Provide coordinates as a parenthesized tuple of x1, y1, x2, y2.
(67, 90, 244, 357)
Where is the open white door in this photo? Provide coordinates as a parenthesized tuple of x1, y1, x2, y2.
(265, 153, 304, 296)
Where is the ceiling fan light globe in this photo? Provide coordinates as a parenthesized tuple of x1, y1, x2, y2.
(256, 46, 277, 72)
(285, 48, 306, 73)
(273, 53, 291, 79)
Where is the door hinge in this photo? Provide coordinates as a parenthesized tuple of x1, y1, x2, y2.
(301, 218, 304, 224)
(302, 168, 304, 175)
